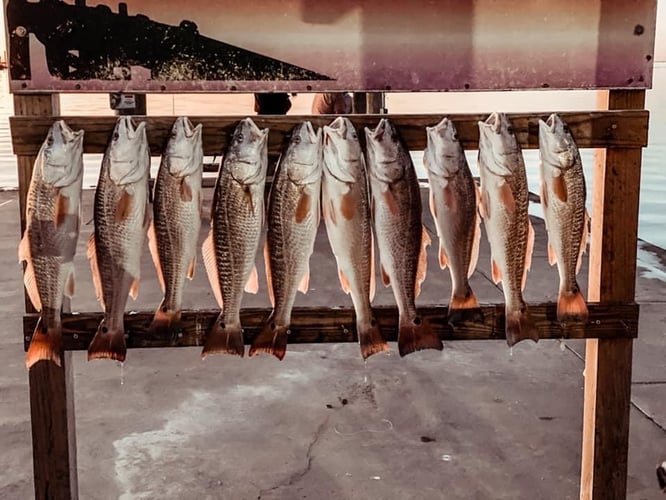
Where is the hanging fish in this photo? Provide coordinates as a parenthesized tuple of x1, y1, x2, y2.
(87, 116, 151, 361)
(148, 117, 203, 336)
(19, 120, 84, 368)
(477, 112, 539, 346)
(322, 116, 387, 359)
(365, 118, 442, 357)
(424, 118, 482, 325)
(202, 118, 269, 357)
(249, 121, 322, 360)
(539, 113, 589, 322)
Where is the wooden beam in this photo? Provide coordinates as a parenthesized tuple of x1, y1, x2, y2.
(581, 90, 644, 500)
(23, 303, 638, 351)
(9, 110, 648, 157)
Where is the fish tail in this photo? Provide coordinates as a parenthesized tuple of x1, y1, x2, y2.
(248, 319, 288, 360)
(357, 318, 389, 360)
(26, 318, 63, 369)
(447, 288, 484, 325)
(87, 320, 127, 362)
(202, 315, 245, 358)
(398, 315, 443, 357)
(147, 304, 182, 336)
(557, 287, 589, 323)
(505, 306, 539, 347)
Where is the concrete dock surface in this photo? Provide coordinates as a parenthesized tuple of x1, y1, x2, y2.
(0, 189, 664, 499)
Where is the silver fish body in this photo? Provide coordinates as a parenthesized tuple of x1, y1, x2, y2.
(203, 118, 269, 357)
(249, 121, 323, 360)
(539, 113, 589, 322)
(87, 116, 151, 361)
(365, 118, 442, 357)
(19, 120, 84, 367)
(477, 112, 538, 346)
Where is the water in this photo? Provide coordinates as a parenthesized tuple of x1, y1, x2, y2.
(1, 67, 664, 247)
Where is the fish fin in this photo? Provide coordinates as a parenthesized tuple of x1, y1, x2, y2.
(64, 268, 75, 298)
(577, 211, 590, 274)
(87, 234, 104, 308)
(499, 182, 515, 213)
(147, 305, 182, 337)
(439, 245, 448, 270)
(557, 286, 589, 323)
(443, 183, 457, 210)
(26, 319, 62, 368)
(298, 268, 310, 294)
(87, 320, 127, 362)
(491, 259, 502, 284)
(522, 221, 535, 291)
(187, 256, 196, 280)
(447, 289, 484, 325)
(553, 174, 568, 202)
(180, 178, 193, 202)
(129, 278, 139, 300)
(383, 187, 399, 216)
(18, 231, 30, 261)
(23, 259, 42, 311)
(540, 181, 549, 211)
(338, 268, 351, 295)
(328, 199, 338, 226)
(479, 188, 490, 219)
(428, 190, 438, 221)
(248, 319, 288, 360)
(341, 188, 356, 220)
(202, 315, 245, 358)
(264, 242, 275, 307)
(202, 231, 223, 308)
(548, 243, 557, 266)
(115, 189, 133, 223)
(358, 318, 389, 360)
(369, 234, 376, 301)
(295, 191, 311, 224)
(505, 306, 539, 347)
(380, 264, 390, 287)
(468, 213, 481, 278)
(398, 315, 442, 357)
(54, 193, 69, 228)
(415, 227, 430, 297)
(244, 265, 259, 294)
(147, 222, 165, 292)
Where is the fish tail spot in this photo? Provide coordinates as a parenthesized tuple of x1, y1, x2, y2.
(147, 306, 183, 337)
(358, 318, 389, 360)
(398, 316, 443, 357)
(448, 289, 484, 325)
(505, 306, 539, 347)
(87, 321, 127, 362)
(557, 287, 589, 323)
(26, 319, 63, 369)
(201, 316, 245, 358)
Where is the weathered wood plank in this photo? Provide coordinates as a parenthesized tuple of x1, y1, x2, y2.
(9, 110, 648, 157)
(581, 90, 643, 500)
(23, 303, 638, 351)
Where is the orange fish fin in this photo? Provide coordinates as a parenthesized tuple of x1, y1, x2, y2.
(129, 277, 139, 300)
(180, 178, 193, 202)
(548, 243, 557, 266)
(248, 319, 288, 360)
(369, 234, 376, 301)
(264, 242, 275, 307)
(383, 187, 399, 216)
(202, 315, 245, 358)
(147, 222, 165, 292)
(415, 227, 430, 297)
(115, 189, 133, 223)
(505, 307, 539, 347)
(443, 183, 457, 210)
(298, 268, 310, 294)
(202, 230, 223, 308)
(553, 174, 568, 202)
(295, 191, 311, 223)
(87, 321, 127, 362)
(64, 268, 75, 298)
(468, 213, 481, 278)
(540, 182, 549, 213)
(398, 315, 443, 357)
(491, 258, 502, 284)
(428, 190, 438, 221)
(500, 182, 515, 213)
(447, 289, 484, 325)
(86, 234, 104, 309)
(341, 188, 356, 220)
(479, 188, 490, 219)
(22, 259, 42, 311)
(439, 245, 448, 270)
(522, 221, 535, 291)
(26, 319, 63, 368)
(577, 211, 590, 274)
(557, 287, 589, 322)
(18, 231, 30, 261)
(244, 265, 259, 294)
(358, 318, 389, 360)
(187, 256, 196, 280)
(54, 193, 69, 228)
(338, 267, 351, 295)
(380, 263, 391, 287)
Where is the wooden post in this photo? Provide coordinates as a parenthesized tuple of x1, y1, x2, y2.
(15, 94, 79, 500)
(580, 89, 644, 500)
(366, 92, 384, 114)
(352, 92, 367, 114)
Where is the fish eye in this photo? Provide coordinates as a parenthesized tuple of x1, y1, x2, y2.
(235, 133, 244, 143)
(391, 133, 399, 143)
(451, 132, 458, 141)
(507, 126, 514, 134)
(563, 125, 570, 133)
(113, 132, 119, 141)
(293, 135, 301, 144)
(46, 136, 54, 146)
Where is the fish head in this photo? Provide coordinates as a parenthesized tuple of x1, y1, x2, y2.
(108, 117, 149, 185)
(538, 114, 578, 170)
(40, 120, 84, 187)
(478, 112, 521, 176)
(364, 119, 405, 183)
(227, 117, 269, 184)
(164, 117, 203, 178)
(285, 121, 323, 184)
(323, 117, 362, 183)
(424, 117, 463, 177)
